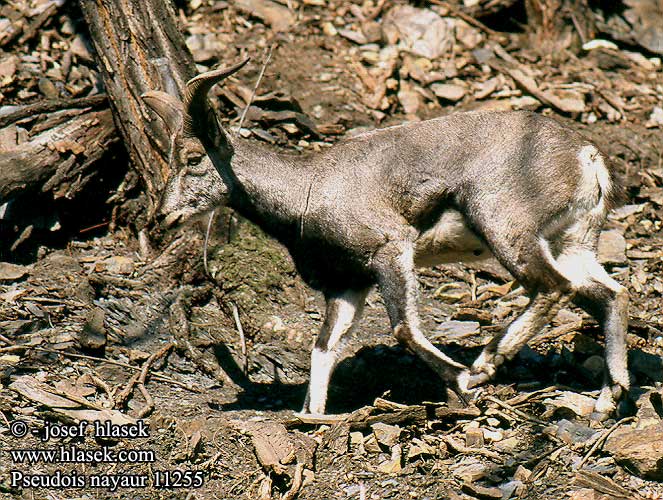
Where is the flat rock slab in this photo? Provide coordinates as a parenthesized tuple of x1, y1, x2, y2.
(371, 422, 402, 448)
(604, 389, 663, 480)
(542, 391, 597, 419)
(432, 320, 481, 342)
(232, 419, 317, 475)
(234, 0, 294, 32)
(0, 261, 30, 281)
(461, 481, 503, 499)
(597, 230, 627, 265)
(605, 426, 663, 480)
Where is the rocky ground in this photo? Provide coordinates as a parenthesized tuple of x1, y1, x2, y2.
(1, 1, 663, 499)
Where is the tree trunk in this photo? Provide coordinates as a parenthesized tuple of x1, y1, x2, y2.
(78, 0, 198, 223)
(0, 95, 117, 204)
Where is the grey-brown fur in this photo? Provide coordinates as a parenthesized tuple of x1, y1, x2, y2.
(142, 60, 629, 416)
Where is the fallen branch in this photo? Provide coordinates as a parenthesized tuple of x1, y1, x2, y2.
(0, 95, 107, 129)
(487, 45, 588, 115)
(0, 105, 118, 204)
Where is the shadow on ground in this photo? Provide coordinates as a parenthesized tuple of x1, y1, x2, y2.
(212, 335, 663, 415)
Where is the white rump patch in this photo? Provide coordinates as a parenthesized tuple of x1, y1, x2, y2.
(577, 144, 610, 208)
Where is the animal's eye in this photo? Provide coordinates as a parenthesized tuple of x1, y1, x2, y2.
(187, 154, 203, 166)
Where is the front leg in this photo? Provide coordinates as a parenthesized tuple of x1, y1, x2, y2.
(372, 241, 468, 396)
(301, 288, 369, 415)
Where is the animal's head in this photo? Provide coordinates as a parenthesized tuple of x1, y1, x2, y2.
(141, 58, 250, 227)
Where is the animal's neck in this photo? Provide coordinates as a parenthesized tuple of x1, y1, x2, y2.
(224, 136, 312, 241)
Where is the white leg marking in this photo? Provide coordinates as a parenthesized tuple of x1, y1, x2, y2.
(552, 248, 629, 386)
(539, 239, 593, 288)
(496, 307, 539, 358)
(594, 386, 617, 415)
(307, 347, 337, 415)
(400, 245, 420, 329)
(305, 290, 367, 415)
(472, 292, 561, 377)
(604, 302, 629, 390)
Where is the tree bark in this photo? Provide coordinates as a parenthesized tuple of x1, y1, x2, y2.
(78, 0, 198, 223)
(0, 95, 117, 204)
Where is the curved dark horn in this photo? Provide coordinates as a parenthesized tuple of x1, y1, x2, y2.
(141, 91, 185, 136)
(184, 57, 250, 134)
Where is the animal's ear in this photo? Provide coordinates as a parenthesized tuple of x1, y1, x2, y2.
(141, 91, 185, 136)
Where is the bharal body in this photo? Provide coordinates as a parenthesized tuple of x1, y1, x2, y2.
(143, 59, 629, 417)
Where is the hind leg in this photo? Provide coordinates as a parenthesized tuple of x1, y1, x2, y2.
(558, 249, 629, 414)
(465, 240, 629, 414)
(453, 232, 572, 390)
(465, 289, 568, 389)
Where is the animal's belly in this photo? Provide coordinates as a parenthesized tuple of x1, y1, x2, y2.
(414, 210, 491, 267)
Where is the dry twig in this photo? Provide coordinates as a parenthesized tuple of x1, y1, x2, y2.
(237, 45, 275, 133)
(87, 373, 116, 408)
(231, 301, 248, 375)
(531, 321, 583, 347)
(482, 395, 549, 426)
(115, 342, 174, 416)
(505, 386, 561, 406)
(576, 417, 636, 470)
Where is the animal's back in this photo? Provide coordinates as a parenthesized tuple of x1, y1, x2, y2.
(313, 111, 596, 230)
